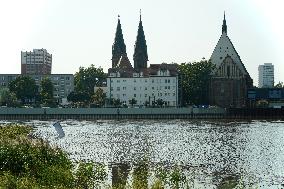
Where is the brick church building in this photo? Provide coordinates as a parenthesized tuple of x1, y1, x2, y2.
(209, 13, 253, 108)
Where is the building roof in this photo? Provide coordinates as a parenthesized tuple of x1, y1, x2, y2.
(210, 13, 250, 77)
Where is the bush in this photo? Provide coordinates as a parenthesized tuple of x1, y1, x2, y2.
(0, 124, 106, 189)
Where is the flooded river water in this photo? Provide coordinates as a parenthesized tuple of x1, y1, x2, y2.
(26, 120, 284, 188)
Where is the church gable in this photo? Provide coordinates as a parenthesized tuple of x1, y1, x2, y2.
(210, 34, 249, 76)
(210, 13, 250, 78)
(214, 56, 245, 78)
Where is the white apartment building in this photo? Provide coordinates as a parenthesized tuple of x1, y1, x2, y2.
(107, 71, 179, 107)
(21, 49, 52, 75)
(258, 63, 274, 88)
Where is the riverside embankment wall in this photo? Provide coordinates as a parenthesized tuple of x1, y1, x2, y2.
(0, 107, 225, 120)
(1, 107, 282, 120)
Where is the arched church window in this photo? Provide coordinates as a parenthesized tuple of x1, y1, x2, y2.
(227, 66, 230, 77)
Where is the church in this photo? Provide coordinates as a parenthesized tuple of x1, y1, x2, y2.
(107, 13, 179, 107)
(209, 13, 253, 108)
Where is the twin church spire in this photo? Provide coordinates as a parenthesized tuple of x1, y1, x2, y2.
(112, 11, 148, 71)
(111, 16, 127, 68)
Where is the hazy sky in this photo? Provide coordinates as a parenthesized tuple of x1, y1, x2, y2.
(0, 0, 283, 85)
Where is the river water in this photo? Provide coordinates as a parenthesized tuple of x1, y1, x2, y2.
(22, 120, 284, 188)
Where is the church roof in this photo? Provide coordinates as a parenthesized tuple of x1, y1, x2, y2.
(210, 13, 250, 76)
(117, 54, 133, 70)
(133, 10, 148, 70)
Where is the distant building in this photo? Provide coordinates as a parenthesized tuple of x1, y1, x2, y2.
(258, 63, 274, 88)
(0, 74, 74, 103)
(209, 13, 253, 108)
(107, 14, 178, 107)
(21, 49, 52, 75)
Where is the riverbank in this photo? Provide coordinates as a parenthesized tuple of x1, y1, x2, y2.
(0, 107, 283, 120)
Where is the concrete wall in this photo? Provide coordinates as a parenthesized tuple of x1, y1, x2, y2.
(0, 107, 225, 115)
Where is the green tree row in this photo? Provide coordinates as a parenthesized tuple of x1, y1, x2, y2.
(0, 76, 55, 107)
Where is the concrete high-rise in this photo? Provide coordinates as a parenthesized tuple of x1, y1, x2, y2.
(258, 63, 274, 88)
(21, 49, 52, 75)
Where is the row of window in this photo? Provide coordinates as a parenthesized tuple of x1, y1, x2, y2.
(111, 93, 176, 98)
(111, 79, 176, 83)
(111, 86, 176, 91)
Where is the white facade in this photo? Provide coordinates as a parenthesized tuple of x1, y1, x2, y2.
(258, 63, 274, 88)
(106, 74, 179, 107)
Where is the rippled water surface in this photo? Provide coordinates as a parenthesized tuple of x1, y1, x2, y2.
(19, 120, 284, 188)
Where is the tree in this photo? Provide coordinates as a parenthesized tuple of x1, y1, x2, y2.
(156, 99, 164, 107)
(40, 77, 55, 107)
(178, 59, 214, 106)
(91, 88, 106, 107)
(67, 91, 90, 107)
(74, 65, 106, 102)
(112, 99, 122, 107)
(129, 98, 137, 107)
(8, 76, 38, 104)
(275, 81, 283, 88)
(0, 88, 18, 107)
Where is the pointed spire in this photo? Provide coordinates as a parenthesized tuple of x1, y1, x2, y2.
(134, 10, 148, 71)
(112, 15, 127, 68)
(222, 11, 227, 34)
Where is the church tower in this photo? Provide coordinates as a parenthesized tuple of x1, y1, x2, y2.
(209, 12, 253, 108)
(133, 10, 148, 71)
(112, 16, 127, 68)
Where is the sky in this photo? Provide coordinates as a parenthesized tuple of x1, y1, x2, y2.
(0, 0, 284, 86)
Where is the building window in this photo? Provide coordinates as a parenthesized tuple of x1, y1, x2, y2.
(145, 94, 147, 97)
(165, 79, 167, 83)
(123, 87, 126, 90)
(134, 87, 136, 90)
(168, 79, 170, 83)
(110, 87, 113, 91)
(134, 94, 136, 97)
(145, 87, 147, 90)
(145, 79, 147, 83)
(152, 79, 154, 83)
(165, 86, 167, 89)
(117, 87, 120, 91)
(117, 80, 120, 83)
(134, 79, 136, 83)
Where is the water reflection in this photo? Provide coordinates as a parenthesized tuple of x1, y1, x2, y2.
(29, 120, 284, 188)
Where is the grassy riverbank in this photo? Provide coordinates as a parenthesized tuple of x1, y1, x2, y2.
(0, 124, 109, 189)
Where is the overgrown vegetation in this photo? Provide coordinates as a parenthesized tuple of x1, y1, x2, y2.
(0, 124, 106, 189)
